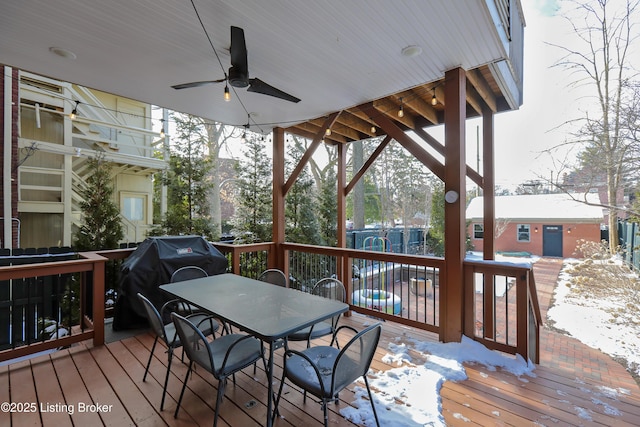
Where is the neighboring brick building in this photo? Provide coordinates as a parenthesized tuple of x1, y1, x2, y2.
(467, 193, 604, 258)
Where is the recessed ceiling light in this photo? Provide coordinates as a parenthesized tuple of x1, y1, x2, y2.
(401, 45, 422, 57)
(49, 47, 77, 59)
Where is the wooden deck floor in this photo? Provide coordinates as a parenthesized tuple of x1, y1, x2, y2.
(2, 310, 640, 426)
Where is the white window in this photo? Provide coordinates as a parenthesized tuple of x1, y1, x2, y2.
(122, 194, 145, 221)
(473, 223, 484, 239)
(517, 224, 530, 242)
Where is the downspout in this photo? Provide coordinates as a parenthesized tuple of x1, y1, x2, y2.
(3, 66, 13, 249)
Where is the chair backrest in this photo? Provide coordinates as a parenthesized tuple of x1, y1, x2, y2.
(171, 312, 214, 373)
(170, 266, 208, 283)
(332, 323, 382, 394)
(137, 293, 170, 343)
(312, 278, 345, 302)
(257, 269, 287, 287)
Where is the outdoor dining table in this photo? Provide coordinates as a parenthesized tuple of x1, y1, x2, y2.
(159, 273, 349, 427)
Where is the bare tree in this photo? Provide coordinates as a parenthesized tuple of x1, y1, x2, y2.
(202, 120, 241, 237)
(550, 0, 640, 253)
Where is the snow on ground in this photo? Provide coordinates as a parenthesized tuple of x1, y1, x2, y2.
(547, 257, 640, 378)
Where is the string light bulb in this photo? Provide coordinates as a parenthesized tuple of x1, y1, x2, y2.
(371, 125, 376, 134)
(224, 84, 231, 102)
(398, 104, 404, 118)
(69, 101, 79, 120)
(431, 90, 437, 106)
(325, 128, 331, 137)
(159, 119, 165, 138)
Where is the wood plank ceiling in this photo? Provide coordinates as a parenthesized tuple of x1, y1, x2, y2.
(0, 1, 515, 136)
(286, 65, 506, 145)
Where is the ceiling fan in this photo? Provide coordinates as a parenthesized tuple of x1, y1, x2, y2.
(172, 26, 301, 103)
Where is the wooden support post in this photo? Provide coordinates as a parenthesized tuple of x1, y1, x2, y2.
(441, 67, 466, 343)
(483, 108, 495, 260)
(516, 273, 529, 362)
(337, 143, 347, 249)
(92, 259, 105, 346)
(272, 127, 286, 270)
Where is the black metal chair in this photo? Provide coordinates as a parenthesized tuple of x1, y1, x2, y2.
(168, 265, 211, 315)
(170, 265, 208, 283)
(286, 278, 346, 348)
(171, 312, 266, 427)
(137, 293, 219, 411)
(274, 323, 382, 427)
(257, 268, 287, 287)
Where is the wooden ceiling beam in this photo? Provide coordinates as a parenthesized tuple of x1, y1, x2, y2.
(393, 89, 439, 125)
(465, 81, 484, 116)
(372, 99, 416, 129)
(411, 126, 483, 186)
(286, 121, 348, 144)
(360, 102, 445, 180)
(345, 135, 392, 194)
(466, 68, 497, 113)
(286, 126, 320, 141)
(335, 111, 377, 139)
(284, 112, 340, 194)
(326, 120, 361, 141)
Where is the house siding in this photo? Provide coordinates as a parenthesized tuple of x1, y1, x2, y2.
(470, 221, 601, 258)
(2, 70, 164, 249)
(0, 67, 20, 248)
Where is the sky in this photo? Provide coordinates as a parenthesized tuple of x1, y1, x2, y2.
(480, 0, 582, 189)
(487, 0, 640, 190)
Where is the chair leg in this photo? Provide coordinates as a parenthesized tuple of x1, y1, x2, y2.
(143, 336, 159, 382)
(160, 348, 174, 411)
(174, 361, 193, 419)
(363, 376, 380, 427)
(272, 365, 288, 425)
(322, 399, 329, 427)
(213, 379, 226, 427)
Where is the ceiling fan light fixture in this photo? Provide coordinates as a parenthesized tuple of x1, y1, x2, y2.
(171, 25, 301, 103)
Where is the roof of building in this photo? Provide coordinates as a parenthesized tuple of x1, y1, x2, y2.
(466, 193, 604, 222)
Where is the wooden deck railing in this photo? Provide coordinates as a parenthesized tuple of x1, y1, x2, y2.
(212, 242, 275, 277)
(280, 243, 446, 333)
(0, 242, 540, 365)
(210, 242, 541, 362)
(463, 260, 541, 363)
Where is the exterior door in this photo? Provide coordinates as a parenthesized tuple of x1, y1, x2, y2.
(543, 225, 563, 257)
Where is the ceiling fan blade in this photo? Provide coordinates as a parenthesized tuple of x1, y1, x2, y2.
(248, 78, 301, 103)
(172, 78, 226, 90)
(230, 26, 248, 75)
